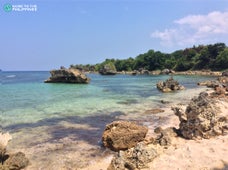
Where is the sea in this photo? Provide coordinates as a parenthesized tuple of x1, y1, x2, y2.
(0, 71, 215, 169)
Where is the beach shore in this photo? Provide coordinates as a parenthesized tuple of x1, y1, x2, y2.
(4, 76, 228, 170)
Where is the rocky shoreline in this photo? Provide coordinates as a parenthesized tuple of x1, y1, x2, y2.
(86, 70, 224, 77)
(2, 73, 228, 170)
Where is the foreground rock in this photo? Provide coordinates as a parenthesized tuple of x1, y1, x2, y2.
(0, 132, 29, 170)
(102, 121, 148, 151)
(44, 68, 90, 83)
(172, 92, 227, 139)
(156, 76, 185, 92)
(108, 142, 158, 170)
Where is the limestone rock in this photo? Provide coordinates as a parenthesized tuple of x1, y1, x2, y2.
(197, 80, 220, 88)
(154, 127, 178, 146)
(172, 92, 227, 139)
(99, 63, 117, 75)
(44, 68, 90, 83)
(102, 121, 148, 151)
(108, 142, 157, 170)
(156, 76, 185, 92)
(3, 152, 29, 170)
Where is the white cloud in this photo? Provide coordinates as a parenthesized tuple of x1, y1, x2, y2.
(151, 11, 228, 47)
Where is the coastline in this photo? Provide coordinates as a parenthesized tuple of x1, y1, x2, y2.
(3, 74, 228, 170)
(85, 70, 223, 77)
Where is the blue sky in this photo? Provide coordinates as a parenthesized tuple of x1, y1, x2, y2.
(0, 0, 228, 71)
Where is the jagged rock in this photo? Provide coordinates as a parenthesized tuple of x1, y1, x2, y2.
(144, 108, 165, 114)
(156, 76, 185, 92)
(172, 92, 227, 139)
(44, 68, 90, 83)
(108, 142, 157, 170)
(102, 121, 148, 151)
(154, 127, 178, 146)
(3, 152, 29, 170)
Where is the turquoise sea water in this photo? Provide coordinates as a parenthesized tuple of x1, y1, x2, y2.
(0, 71, 214, 129)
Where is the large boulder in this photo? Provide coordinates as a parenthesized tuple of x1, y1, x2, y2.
(44, 68, 90, 83)
(156, 76, 185, 92)
(108, 142, 157, 170)
(172, 92, 227, 139)
(102, 121, 148, 151)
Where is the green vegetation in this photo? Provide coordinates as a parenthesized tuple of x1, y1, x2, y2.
(70, 43, 228, 72)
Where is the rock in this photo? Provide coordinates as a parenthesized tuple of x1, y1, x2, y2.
(154, 127, 178, 146)
(102, 121, 148, 151)
(156, 76, 185, 92)
(218, 76, 228, 84)
(144, 108, 165, 114)
(172, 92, 227, 139)
(197, 80, 220, 88)
(3, 152, 29, 170)
(44, 68, 90, 83)
(222, 71, 228, 77)
(0, 132, 12, 159)
(108, 142, 157, 170)
(99, 63, 117, 75)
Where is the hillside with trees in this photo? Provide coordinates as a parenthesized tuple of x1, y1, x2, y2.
(70, 43, 228, 72)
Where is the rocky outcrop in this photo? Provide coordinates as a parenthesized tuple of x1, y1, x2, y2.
(108, 142, 157, 170)
(44, 68, 90, 83)
(156, 76, 185, 92)
(172, 92, 227, 139)
(102, 121, 148, 151)
(99, 64, 117, 75)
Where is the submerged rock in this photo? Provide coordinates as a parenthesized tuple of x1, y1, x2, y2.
(172, 92, 227, 139)
(156, 76, 185, 92)
(44, 68, 90, 83)
(102, 121, 148, 151)
(108, 142, 157, 170)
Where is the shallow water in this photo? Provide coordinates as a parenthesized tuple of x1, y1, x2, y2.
(0, 71, 214, 169)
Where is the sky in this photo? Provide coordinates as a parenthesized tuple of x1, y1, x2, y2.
(0, 0, 228, 71)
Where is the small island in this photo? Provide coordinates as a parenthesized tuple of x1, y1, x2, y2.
(44, 67, 90, 84)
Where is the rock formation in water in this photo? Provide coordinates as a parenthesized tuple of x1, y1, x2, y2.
(44, 68, 90, 83)
(102, 121, 148, 151)
(172, 92, 228, 139)
(99, 63, 117, 75)
(156, 76, 185, 92)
